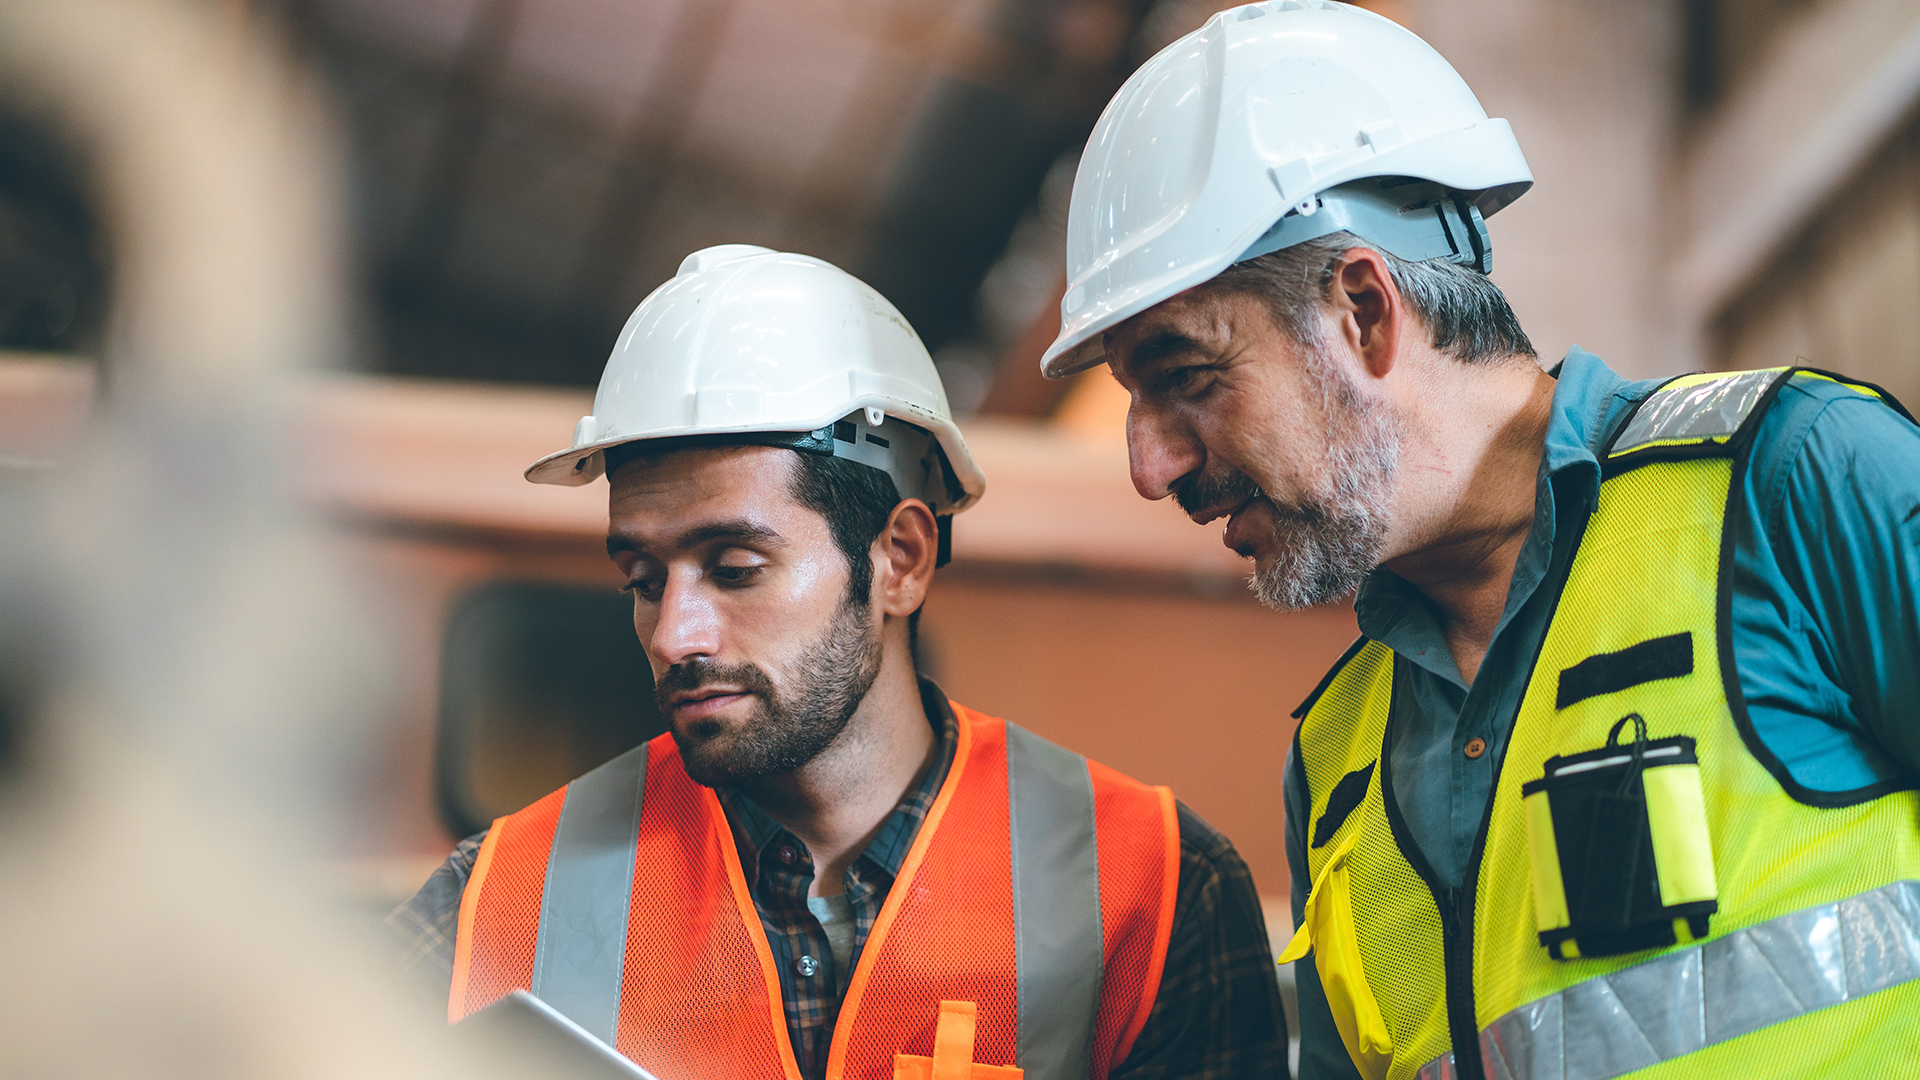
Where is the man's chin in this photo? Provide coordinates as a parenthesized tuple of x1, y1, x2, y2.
(670, 714, 728, 743)
(1249, 547, 1373, 610)
(674, 737, 757, 788)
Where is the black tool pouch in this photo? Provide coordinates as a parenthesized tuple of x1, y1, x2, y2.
(1521, 713, 1720, 959)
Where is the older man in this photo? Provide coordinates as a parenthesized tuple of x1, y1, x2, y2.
(388, 245, 1287, 1080)
(1041, 5, 1920, 1080)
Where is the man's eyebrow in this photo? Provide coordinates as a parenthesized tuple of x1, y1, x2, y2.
(1121, 328, 1210, 371)
(606, 519, 786, 559)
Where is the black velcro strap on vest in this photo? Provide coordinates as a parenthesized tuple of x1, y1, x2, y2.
(1312, 761, 1375, 849)
(1556, 633, 1693, 710)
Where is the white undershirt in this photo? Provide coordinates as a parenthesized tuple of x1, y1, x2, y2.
(807, 891, 857, 993)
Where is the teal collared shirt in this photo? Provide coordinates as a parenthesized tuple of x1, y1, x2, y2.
(1285, 348, 1920, 1079)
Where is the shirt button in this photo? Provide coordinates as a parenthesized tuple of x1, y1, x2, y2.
(1464, 737, 1487, 760)
(777, 846, 800, 865)
(794, 954, 819, 978)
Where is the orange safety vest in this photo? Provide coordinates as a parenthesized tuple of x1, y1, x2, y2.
(449, 702, 1180, 1080)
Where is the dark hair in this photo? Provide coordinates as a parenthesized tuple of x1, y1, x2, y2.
(787, 451, 898, 605)
(1213, 231, 1535, 364)
(787, 452, 925, 660)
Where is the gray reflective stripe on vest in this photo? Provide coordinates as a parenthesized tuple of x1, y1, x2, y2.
(1416, 881, 1920, 1080)
(529, 743, 649, 1045)
(1610, 369, 1782, 457)
(1006, 723, 1104, 1080)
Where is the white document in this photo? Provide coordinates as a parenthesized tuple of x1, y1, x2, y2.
(455, 990, 665, 1080)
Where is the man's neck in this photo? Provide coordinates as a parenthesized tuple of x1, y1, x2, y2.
(736, 650, 936, 898)
(1382, 357, 1558, 685)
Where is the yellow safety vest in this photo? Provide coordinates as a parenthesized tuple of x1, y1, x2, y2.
(1281, 368, 1920, 1080)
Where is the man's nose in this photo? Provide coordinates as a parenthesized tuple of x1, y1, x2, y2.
(1127, 405, 1202, 502)
(643, 573, 720, 669)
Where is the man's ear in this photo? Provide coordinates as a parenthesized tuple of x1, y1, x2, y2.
(1330, 247, 1405, 379)
(874, 499, 939, 618)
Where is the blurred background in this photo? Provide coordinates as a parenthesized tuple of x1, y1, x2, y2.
(1, 0, 1916, 1068)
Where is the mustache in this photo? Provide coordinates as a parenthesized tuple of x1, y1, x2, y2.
(1173, 467, 1264, 516)
(654, 657, 777, 708)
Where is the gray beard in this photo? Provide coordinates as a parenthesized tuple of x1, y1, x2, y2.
(1247, 342, 1400, 610)
(658, 599, 883, 787)
(1171, 338, 1400, 611)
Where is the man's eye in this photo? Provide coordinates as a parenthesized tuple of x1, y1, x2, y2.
(619, 578, 664, 601)
(1161, 366, 1206, 394)
(711, 565, 762, 587)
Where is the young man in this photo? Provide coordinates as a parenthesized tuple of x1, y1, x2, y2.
(388, 245, 1288, 1080)
(1040, 5, 1920, 1079)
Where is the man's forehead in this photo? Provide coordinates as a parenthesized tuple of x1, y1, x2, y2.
(1105, 291, 1237, 371)
(604, 446, 812, 559)
(609, 443, 794, 499)
(606, 444, 803, 540)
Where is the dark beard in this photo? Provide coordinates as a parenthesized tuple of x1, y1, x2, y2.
(1171, 345, 1398, 611)
(655, 599, 883, 787)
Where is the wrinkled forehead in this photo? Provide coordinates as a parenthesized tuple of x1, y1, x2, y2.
(1104, 285, 1260, 378)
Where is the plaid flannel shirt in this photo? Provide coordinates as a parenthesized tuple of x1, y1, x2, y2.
(387, 678, 1289, 1079)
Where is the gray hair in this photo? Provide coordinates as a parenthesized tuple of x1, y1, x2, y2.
(1211, 231, 1536, 364)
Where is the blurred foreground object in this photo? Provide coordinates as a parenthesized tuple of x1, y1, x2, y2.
(0, 1, 574, 1076)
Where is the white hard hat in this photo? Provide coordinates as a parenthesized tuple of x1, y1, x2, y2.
(527, 244, 985, 517)
(1041, 0, 1533, 378)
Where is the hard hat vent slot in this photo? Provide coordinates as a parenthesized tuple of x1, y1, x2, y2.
(1269, 158, 1316, 204)
(1359, 120, 1405, 152)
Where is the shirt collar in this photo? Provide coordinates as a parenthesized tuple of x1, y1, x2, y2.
(1350, 348, 1654, 684)
(1538, 345, 1648, 503)
(718, 675, 960, 882)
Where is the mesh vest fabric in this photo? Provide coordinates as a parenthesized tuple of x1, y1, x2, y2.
(450, 703, 1178, 1080)
(829, 711, 1022, 1075)
(1085, 758, 1181, 1078)
(1293, 369, 1920, 1079)
(450, 785, 565, 1022)
(1295, 641, 1452, 1080)
(614, 739, 800, 1079)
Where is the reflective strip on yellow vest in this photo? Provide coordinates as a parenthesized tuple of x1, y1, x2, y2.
(1293, 368, 1920, 1080)
(1444, 880, 1920, 1079)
